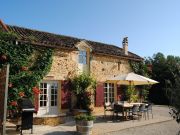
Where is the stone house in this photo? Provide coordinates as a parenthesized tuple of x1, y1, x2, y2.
(0, 20, 143, 118)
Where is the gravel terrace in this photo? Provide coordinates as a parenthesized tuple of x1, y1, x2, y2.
(6, 105, 180, 135)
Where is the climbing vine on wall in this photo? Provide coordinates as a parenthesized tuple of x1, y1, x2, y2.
(0, 31, 53, 111)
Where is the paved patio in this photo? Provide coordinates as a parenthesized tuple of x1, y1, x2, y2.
(6, 105, 175, 135)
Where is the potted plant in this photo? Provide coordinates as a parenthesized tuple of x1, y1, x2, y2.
(75, 114, 96, 135)
(71, 73, 96, 114)
(126, 85, 138, 103)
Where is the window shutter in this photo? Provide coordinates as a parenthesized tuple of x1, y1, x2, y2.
(117, 84, 121, 101)
(34, 93, 39, 113)
(95, 82, 104, 107)
(61, 80, 71, 109)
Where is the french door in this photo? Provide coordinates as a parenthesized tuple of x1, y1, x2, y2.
(38, 81, 59, 116)
(104, 83, 115, 104)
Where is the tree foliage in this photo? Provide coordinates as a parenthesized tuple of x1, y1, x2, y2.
(146, 52, 180, 123)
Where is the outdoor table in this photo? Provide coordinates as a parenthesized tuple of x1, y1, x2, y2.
(116, 103, 133, 120)
(117, 102, 147, 120)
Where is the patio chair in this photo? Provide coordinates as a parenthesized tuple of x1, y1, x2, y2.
(145, 103, 153, 119)
(104, 102, 114, 118)
(113, 104, 123, 120)
(139, 104, 146, 120)
(128, 105, 139, 121)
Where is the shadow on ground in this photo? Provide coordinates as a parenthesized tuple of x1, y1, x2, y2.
(44, 131, 76, 135)
(94, 115, 139, 124)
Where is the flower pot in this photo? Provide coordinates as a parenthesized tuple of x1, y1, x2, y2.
(76, 120, 93, 135)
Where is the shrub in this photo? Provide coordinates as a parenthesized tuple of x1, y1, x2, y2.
(75, 114, 96, 121)
(71, 73, 96, 114)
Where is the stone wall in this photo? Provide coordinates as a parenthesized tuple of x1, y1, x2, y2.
(90, 54, 132, 82)
(44, 49, 79, 80)
(44, 46, 132, 82)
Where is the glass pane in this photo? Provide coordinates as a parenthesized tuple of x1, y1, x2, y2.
(44, 101, 46, 106)
(51, 85, 55, 89)
(54, 89, 57, 94)
(44, 95, 47, 100)
(44, 89, 47, 94)
(51, 101, 54, 106)
(40, 83, 43, 88)
(40, 101, 43, 107)
(51, 89, 54, 94)
(79, 51, 83, 55)
(40, 95, 43, 100)
(105, 93, 108, 98)
(51, 95, 54, 100)
(44, 83, 47, 88)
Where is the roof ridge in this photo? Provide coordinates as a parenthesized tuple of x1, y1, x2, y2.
(7, 24, 82, 40)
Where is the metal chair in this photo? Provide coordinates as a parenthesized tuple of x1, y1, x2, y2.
(145, 103, 153, 119)
(139, 104, 146, 120)
(128, 105, 140, 121)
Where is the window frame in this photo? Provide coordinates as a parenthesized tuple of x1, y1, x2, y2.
(104, 83, 115, 104)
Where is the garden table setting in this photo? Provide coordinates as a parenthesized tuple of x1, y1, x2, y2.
(114, 102, 148, 120)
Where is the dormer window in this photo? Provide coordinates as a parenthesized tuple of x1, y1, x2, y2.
(79, 50, 87, 64)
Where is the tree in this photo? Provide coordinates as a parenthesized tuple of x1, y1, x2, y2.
(146, 53, 170, 104)
(129, 60, 151, 101)
(71, 73, 96, 114)
(146, 52, 180, 123)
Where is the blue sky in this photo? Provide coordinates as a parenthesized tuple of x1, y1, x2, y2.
(1, 0, 180, 58)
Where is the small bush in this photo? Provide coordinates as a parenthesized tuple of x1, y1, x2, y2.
(74, 114, 96, 121)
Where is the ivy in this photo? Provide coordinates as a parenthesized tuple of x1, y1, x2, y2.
(0, 31, 53, 111)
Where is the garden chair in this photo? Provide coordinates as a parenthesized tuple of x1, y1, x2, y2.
(128, 105, 139, 121)
(113, 104, 123, 120)
(145, 103, 153, 119)
(104, 102, 114, 118)
(139, 104, 146, 120)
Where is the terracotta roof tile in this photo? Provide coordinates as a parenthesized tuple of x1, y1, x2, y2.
(6, 24, 142, 61)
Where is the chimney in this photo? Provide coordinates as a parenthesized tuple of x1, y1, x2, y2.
(122, 37, 128, 55)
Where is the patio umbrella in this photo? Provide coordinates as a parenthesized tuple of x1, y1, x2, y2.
(107, 72, 158, 85)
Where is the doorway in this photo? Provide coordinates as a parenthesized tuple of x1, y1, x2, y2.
(38, 81, 59, 116)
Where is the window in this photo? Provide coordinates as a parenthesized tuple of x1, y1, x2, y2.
(79, 50, 87, 64)
(39, 83, 47, 107)
(104, 83, 115, 103)
(50, 83, 58, 106)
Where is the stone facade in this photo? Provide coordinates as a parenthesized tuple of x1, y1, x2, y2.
(44, 49, 79, 80)
(91, 54, 131, 82)
(44, 45, 132, 83)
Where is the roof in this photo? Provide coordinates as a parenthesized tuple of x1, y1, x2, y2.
(5, 24, 142, 61)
